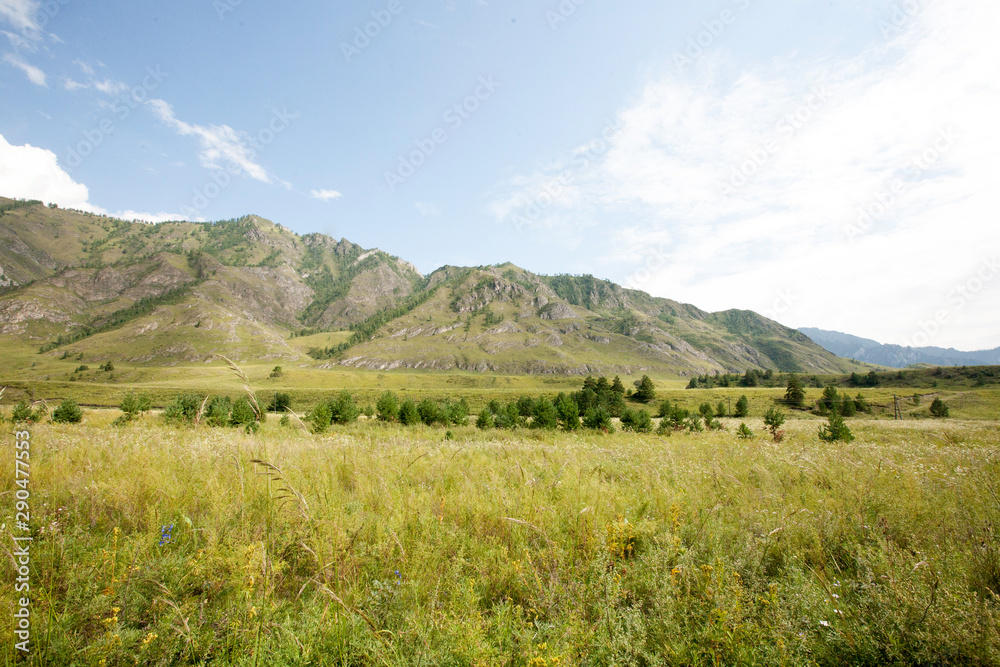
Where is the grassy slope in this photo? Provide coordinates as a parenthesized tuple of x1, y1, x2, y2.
(2, 416, 997, 664)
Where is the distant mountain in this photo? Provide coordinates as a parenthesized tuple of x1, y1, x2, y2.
(0, 197, 860, 376)
(799, 327, 1000, 368)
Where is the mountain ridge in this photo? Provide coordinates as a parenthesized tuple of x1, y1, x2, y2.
(798, 327, 1000, 368)
(0, 197, 859, 376)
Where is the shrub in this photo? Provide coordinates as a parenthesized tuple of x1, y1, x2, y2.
(839, 393, 857, 417)
(417, 399, 441, 426)
(75, 365, 89, 373)
(269, 366, 283, 378)
(734, 395, 749, 418)
(204, 396, 233, 427)
(398, 399, 419, 426)
(930, 397, 950, 418)
(448, 398, 470, 426)
(268, 392, 292, 413)
(11, 401, 33, 423)
(309, 402, 332, 434)
(632, 375, 656, 403)
(582, 406, 614, 432)
(620, 408, 653, 433)
(699, 402, 715, 420)
(516, 396, 536, 418)
(784, 374, 806, 408)
(475, 408, 494, 430)
(329, 391, 359, 425)
(53, 399, 83, 424)
(817, 386, 840, 415)
(684, 415, 704, 433)
(555, 393, 580, 431)
(736, 423, 754, 440)
(531, 397, 559, 430)
(100, 361, 115, 372)
(163, 393, 203, 426)
(376, 391, 399, 422)
(230, 398, 259, 433)
(716, 400, 728, 418)
(657, 400, 673, 418)
(819, 413, 854, 442)
(763, 407, 786, 441)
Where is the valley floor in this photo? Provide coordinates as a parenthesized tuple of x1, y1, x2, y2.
(2, 416, 998, 665)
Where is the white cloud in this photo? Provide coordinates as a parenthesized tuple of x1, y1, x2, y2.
(489, 0, 1000, 350)
(310, 188, 343, 201)
(0, 0, 39, 32)
(3, 52, 45, 85)
(0, 134, 186, 223)
(148, 99, 273, 183)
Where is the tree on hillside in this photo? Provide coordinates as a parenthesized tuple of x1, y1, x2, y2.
(633, 375, 656, 403)
(611, 376, 626, 395)
(930, 398, 949, 418)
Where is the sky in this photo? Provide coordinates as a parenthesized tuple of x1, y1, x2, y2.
(1, 0, 998, 351)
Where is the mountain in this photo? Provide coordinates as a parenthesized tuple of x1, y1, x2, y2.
(0, 197, 858, 376)
(799, 327, 1000, 368)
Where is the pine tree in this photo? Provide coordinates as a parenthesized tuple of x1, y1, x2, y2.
(734, 395, 749, 418)
(398, 399, 419, 426)
(784, 374, 806, 408)
(633, 375, 656, 403)
(376, 391, 399, 422)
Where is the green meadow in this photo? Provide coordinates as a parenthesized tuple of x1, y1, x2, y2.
(2, 401, 998, 665)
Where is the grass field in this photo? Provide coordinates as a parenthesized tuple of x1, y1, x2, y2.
(2, 410, 998, 665)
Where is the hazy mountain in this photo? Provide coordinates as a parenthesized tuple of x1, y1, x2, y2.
(799, 327, 1000, 368)
(0, 197, 859, 375)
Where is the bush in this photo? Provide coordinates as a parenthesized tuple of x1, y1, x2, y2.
(163, 393, 203, 426)
(417, 399, 441, 427)
(118, 391, 152, 422)
(555, 393, 580, 431)
(475, 408, 494, 430)
(632, 375, 656, 403)
(329, 391, 359, 425)
(620, 408, 653, 433)
(763, 407, 786, 441)
(230, 398, 259, 433)
(268, 392, 292, 413)
(205, 396, 233, 427)
(930, 397, 950, 418)
(582, 406, 614, 432)
(53, 399, 83, 424)
(75, 365, 89, 373)
(736, 423, 754, 440)
(531, 397, 559, 430)
(734, 395, 749, 418)
(447, 398, 470, 426)
(398, 399, 419, 426)
(309, 402, 332, 434)
(11, 401, 34, 423)
(818, 413, 854, 442)
(716, 401, 728, 418)
(376, 391, 399, 422)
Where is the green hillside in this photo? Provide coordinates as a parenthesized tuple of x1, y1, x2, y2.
(0, 197, 860, 377)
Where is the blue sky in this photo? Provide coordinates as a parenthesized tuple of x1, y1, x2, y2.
(1, 0, 998, 350)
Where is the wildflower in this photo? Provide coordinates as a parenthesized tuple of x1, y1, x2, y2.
(249, 606, 258, 619)
(142, 632, 158, 647)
